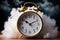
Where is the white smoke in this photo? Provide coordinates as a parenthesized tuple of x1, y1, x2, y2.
(38, 0, 59, 38)
(0, 7, 58, 38)
(0, 8, 22, 38)
(41, 15, 58, 38)
(0, 0, 58, 38)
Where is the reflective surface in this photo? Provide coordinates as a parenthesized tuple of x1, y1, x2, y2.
(0, 32, 60, 40)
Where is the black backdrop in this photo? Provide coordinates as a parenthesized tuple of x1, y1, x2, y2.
(0, 0, 60, 31)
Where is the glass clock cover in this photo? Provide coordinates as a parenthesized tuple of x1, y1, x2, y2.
(17, 11, 43, 36)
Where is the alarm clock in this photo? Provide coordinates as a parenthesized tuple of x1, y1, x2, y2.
(17, 2, 43, 38)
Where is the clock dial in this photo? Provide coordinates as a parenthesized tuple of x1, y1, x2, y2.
(17, 11, 43, 36)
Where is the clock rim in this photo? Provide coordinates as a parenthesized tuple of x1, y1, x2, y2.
(17, 11, 43, 37)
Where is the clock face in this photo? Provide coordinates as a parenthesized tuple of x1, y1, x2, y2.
(17, 11, 43, 36)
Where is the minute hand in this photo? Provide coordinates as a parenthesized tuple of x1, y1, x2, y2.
(29, 19, 38, 26)
(31, 20, 37, 24)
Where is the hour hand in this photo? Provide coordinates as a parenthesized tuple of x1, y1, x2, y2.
(25, 21, 29, 24)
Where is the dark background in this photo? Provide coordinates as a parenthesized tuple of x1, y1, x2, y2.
(0, 0, 60, 32)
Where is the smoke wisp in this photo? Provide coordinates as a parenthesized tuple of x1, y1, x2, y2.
(0, 7, 58, 38)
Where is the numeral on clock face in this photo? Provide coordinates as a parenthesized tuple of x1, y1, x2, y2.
(21, 26, 24, 30)
(28, 31, 31, 34)
(25, 29, 27, 33)
(29, 15, 31, 18)
(33, 15, 35, 19)
(38, 23, 40, 26)
(33, 29, 35, 33)
(36, 27, 38, 30)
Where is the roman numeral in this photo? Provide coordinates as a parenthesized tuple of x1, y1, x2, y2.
(36, 27, 38, 30)
(33, 15, 35, 19)
(28, 31, 31, 34)
(21, 26, 24, 30)
(33, 29, 35, 33)
(38, 23, 40, 26)
(25, 29, 27, 33)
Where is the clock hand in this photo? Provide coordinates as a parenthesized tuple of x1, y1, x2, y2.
(25, 21, 29, 23)
(29, 19, 38, 26)
(25, 21, 31, 26)
(31, 19, 38, 24)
